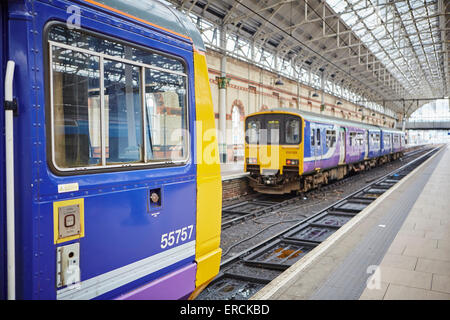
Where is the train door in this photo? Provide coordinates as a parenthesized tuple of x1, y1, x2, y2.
(339, 127, 346, 164)
(316, 127, 322, 169)
(310, 124, 317, 169)
(389, 133, 394, 153)
(365, 130, 369, 159)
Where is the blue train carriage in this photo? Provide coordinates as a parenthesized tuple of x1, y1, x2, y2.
(244, 108, 405, 194)
(1, 0, 222, 300)
(379, 128, 404, 163)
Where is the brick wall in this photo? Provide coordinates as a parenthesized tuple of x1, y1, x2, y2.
(222, 177, 254, 202)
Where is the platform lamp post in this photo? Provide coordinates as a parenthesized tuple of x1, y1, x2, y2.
(217, 76, 230, 164)
(218, 25, 228, 164)
(320, 70, 325, 112)
(274, 75, 284, 109)
(274, 76, 284, 86)
(401, 99, 407, 132)
(334, 100, 342, 115)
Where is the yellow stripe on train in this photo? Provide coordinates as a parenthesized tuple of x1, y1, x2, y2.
(190, 51, 222, 299)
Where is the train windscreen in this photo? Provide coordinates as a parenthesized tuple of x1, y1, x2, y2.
(245, 114, 302, 145)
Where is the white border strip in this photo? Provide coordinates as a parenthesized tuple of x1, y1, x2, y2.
(252, 146, 444, 300)
(57, 241, 195, 300)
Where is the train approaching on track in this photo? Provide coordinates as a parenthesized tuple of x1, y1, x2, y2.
(1, 0, 222, 299)
(245, 109, 405, 194)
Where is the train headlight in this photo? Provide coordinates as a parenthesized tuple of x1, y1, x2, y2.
(286, 159, 299, 165)
(247, 158, 257, 164)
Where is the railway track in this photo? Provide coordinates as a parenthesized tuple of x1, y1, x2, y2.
(197, 145, 441, 300)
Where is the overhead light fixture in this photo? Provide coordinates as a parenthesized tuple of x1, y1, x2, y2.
(358, 108, 363, 112)
(312, 91, 319, 97)
(275, 77, 284, 86)
(336, 101, 342, 105)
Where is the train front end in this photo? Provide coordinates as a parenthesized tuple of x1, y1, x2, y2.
(244, 111, 304, 194)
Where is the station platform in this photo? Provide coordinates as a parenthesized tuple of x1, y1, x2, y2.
(253, 144, 450, 300)
(221, 162, 248, 181)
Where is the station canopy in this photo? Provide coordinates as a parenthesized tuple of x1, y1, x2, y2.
(164, 0, 449, 118)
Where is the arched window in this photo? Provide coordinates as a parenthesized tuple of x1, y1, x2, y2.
(231, 102, 245, 162)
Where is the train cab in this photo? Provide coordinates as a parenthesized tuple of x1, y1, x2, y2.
(245, 112, 304, 174)
(245, 110, 304, 193)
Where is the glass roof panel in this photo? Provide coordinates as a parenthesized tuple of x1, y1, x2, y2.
(326, 0, 445, 99)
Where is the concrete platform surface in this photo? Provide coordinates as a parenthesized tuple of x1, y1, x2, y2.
(252, 144, 450, 300)
(221, 162, 248, 181)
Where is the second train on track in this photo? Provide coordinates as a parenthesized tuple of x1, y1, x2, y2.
(244, 108, 405, 194)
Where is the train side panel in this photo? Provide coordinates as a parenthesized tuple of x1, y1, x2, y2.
(303, 120, 339, 173)
(3, 0, 219, 300)
(4, 1, 36, 299)
(0, 1, 5, 300)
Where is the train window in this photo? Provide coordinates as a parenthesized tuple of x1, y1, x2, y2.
(133, 48, 184, 73)
(48, 24, 188, 171)
(51, 46, 102, 168)
(393, 135, 399, 144)
(326, 130, 336, 148)
(246, 114, 301, 145)
(311, 128, 315, 146)
(48, 25, 184, 73)
(356, 133, 364, 146)
(144, 69, 187, 161)
(349, 132, 357, 146)
(267, 120, 280, 144)
(349, 132, 364, 146)
(373, 133, 380, 146)
(246, 119, 261, 144)
(285, 119, 300, 144)
(104, 60, 143, 164)
(316, 129, 321, 146)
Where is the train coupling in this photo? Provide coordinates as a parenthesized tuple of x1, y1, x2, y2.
(260, 169, 280, 185)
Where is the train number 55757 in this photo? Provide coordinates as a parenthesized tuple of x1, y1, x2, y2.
(160, 225, 194, 249)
